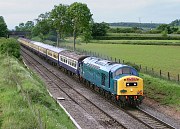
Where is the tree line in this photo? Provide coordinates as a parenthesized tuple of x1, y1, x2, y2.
(109, 22, 161, 28)
(15, 2, 96, 50)
(109, 19, 180, 34)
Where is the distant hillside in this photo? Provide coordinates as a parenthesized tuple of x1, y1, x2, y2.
(109, 22, 163, 29)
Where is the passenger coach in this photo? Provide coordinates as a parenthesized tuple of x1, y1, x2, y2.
(59, 50, 88, 75)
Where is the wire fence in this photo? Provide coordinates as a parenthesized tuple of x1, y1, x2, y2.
(60, 44, 180, 84)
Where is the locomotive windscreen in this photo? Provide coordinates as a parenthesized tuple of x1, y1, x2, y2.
(114, 67, 131, 76)
(122, 68, 131, 74)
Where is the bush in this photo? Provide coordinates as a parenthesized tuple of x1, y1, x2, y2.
(0, 38, 20, 58)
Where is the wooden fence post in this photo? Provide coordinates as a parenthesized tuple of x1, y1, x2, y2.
(115, 58, 116, 62)
(146, 66, 147, 72)
(119, 59, 120, 63)
(168, 72, 170, 80)
(152, 68, 154, 74)
(160, 70, 162, 77)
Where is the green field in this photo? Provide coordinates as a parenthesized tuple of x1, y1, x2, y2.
(64, 42, 180, 80)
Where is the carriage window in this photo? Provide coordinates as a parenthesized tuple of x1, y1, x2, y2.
(48, 51, 52, 56)
(53, 53, 58, 59)
(42, 48, 46, 54)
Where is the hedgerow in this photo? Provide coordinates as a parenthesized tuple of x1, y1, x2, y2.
(93, 36, 180, 40)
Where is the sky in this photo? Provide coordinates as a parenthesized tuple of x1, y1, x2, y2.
(0, 0, 180, 30)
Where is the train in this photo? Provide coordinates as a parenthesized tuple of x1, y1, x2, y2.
(18, 38, 144, 107)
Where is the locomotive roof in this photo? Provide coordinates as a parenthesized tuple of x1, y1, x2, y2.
(32, 41, 66, 53)
(59, 50, 89, 61)
(83, 57, 130, 72)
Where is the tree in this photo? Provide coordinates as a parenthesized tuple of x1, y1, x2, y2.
(32, 12, 52, 40)
(25, 21, 34, 31)
(15, 23, 24, 31)
(0, 16, 8, 37)
(92, 22, 109, 36)
(50, 4, 71, 46)
(15, 21, 34, 31)
(67, 2, 93, 50)
(157, 24, 178, 34)
(170, 19, 180, 26)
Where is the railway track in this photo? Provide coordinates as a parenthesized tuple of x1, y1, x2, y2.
(21, 47, 176, 129)
(21, 47, 126, 129)
(124, 107, 175, 129)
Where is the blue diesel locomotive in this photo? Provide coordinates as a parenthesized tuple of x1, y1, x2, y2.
(80, 57, 144, 106)
(18, 38, 144, 106)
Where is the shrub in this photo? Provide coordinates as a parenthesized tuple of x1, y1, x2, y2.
(0, 38, 20, 58)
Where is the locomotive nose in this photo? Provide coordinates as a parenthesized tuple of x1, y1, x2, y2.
(117, 76, 143, 96)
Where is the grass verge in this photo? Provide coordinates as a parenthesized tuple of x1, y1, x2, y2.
(0, 54, 75, 129)
(141, 73, 180, 110)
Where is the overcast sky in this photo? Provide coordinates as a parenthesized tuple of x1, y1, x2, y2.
(0, 0, 180, 29)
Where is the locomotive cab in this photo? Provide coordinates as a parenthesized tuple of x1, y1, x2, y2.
(112, 67, 144, 106)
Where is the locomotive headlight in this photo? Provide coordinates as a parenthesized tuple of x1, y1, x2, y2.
(130, 89, 133, 92)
